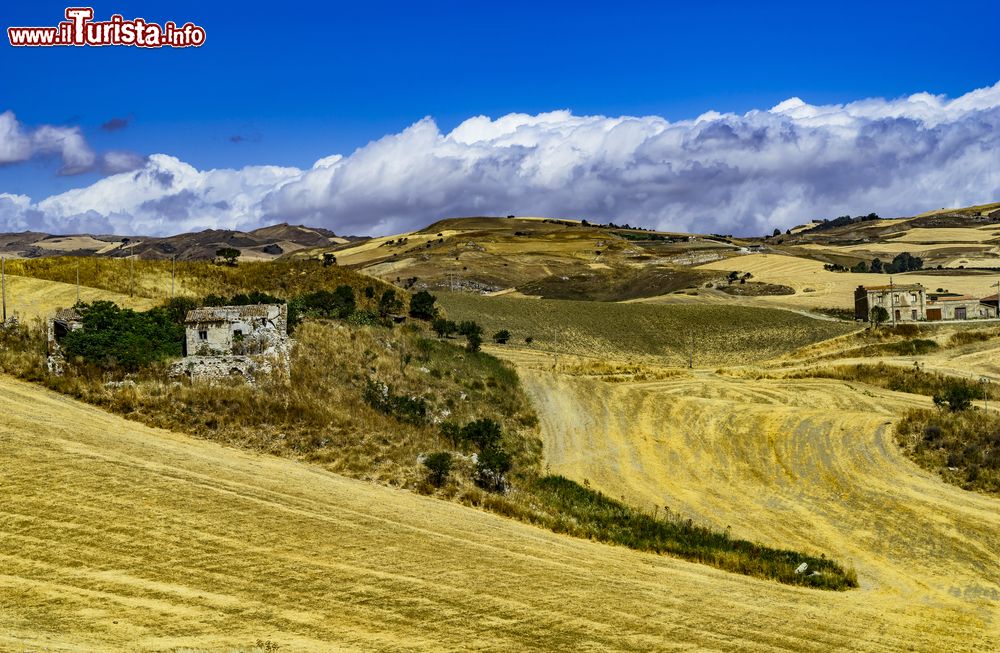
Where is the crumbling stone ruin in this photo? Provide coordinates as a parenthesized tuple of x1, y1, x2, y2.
(172, 303, 291, 382)
(46, 308, 83, 376)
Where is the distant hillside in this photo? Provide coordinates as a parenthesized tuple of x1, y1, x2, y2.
(293, 215, 735, 301)
(0, 223, 357, 262)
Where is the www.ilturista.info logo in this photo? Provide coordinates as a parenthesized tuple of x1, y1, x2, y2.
(7, 8, 206, 48)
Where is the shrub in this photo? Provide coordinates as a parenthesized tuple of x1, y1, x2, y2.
(460, 418, 503, 451)
(440, 421, 462, 447)
(884, 339, 937, 356)
(347, 309, 380, 326)
(896, 407, 1000, 494)
(361, 377, 428, 425)
(322, 253, 337, 267)
(423, 452, 453, 487)
(528, 475, 857, 590)
(61, 301, 183, 372)
(161, 296, 199, 325)
(492, 329, 511, 344)
(934, 384, 975, 412)
(432, 318, 457, 338)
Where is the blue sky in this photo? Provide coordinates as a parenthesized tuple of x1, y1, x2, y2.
(2, 1, 999, 235)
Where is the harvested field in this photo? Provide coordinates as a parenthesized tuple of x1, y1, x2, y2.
(0, 274, 157, 323)
(512, 365, 999, 651)
(1, 373, 996, 652)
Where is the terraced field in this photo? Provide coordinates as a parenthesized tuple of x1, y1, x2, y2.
(2, 372, 998, 652)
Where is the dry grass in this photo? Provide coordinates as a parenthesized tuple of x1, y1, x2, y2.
(3, 257, 400, 308)
(896, 407, 1000, 494)
(0, 319, 539, 490)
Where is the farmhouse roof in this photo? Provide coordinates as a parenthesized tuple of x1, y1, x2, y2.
(184, 304, 282, 324)
(53, 307, 82, 322)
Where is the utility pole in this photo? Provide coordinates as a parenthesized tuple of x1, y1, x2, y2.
(76, 260, 80, 304)
(171, 255, 176, 298)
(688, 331, 695, 369)
(1, 256, 6, 323)
(981, 377, 990, 414)
(890, 276, 896, 327)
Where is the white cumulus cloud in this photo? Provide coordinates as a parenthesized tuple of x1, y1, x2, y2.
(0, 110, 147, 178)
(3, 80, 1000, 236)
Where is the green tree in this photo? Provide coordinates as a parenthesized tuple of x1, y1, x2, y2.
(870, 257, 883, 273)
(216, 247, 241, 266)
(322, 253, 337, 267)
(492, 329, 511, 344)
(476, 446, 512, 492)
(161, 296, 199, 325)
(458, 320, 483, 352)
(294, 286, 356, 320)
(378, 289, 403, 317)
(409, 290, 438, 320)
(870, 305, 889, 329)
(423, 452, 453, 487)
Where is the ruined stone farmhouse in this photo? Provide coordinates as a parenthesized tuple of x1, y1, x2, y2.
(174, 303, 290, 381)
(46, 307, 83, 375)
(854, 284, 999, 322)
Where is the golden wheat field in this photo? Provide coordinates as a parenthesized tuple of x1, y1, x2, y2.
(0, 371, 997, 653)
(508, 360, 999, 651)
(0, 274, 157, 323)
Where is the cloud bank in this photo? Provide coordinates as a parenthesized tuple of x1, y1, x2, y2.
(3, 81, 1000, 236)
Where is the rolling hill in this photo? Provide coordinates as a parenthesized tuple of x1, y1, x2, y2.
(0, 223, 352, 262)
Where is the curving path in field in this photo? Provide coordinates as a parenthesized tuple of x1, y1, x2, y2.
(519, 367, 1000, 650)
